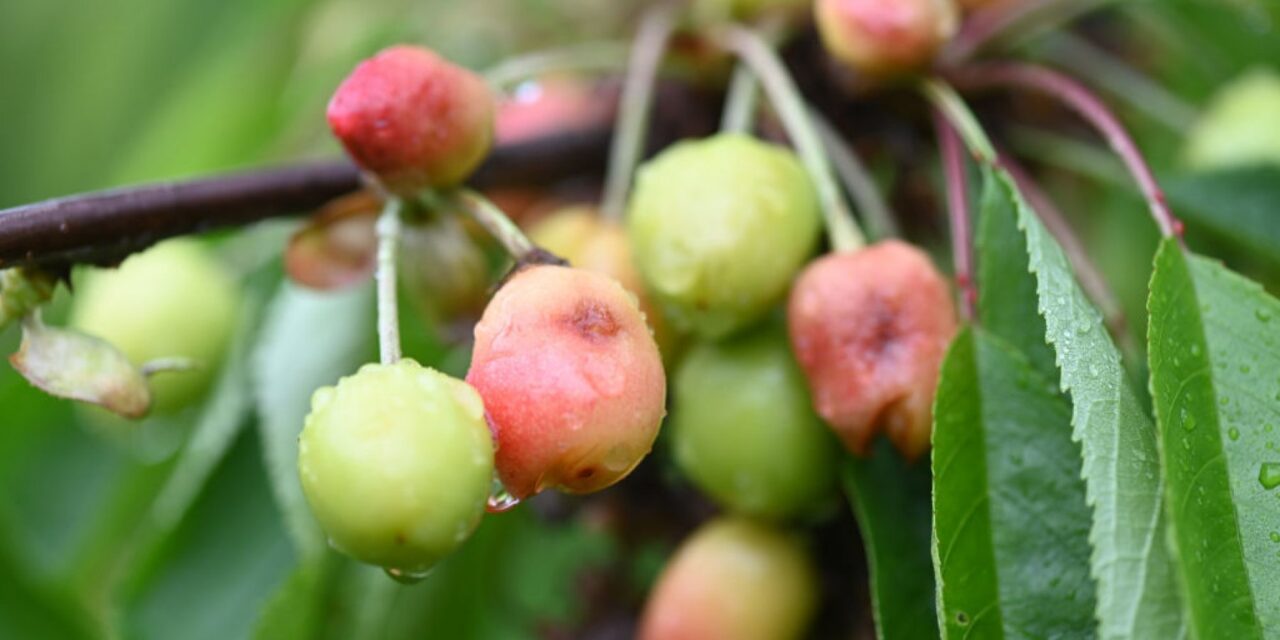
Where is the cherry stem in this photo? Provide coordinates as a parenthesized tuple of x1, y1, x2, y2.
(934, 111, 977, 322)
(715, 25, 865, 253)
(444, 189, 537, 261)
(600, 2, 678, 221)
(922, 79, 996, 164)
(721, 63, 761, 134)
(949, 62, 1181, 239)
(484, 41, 631, 91)
(943, 0, 1112, 65)
(375, 198, 404, 365)
(810, 109, 899, 240)
(997, 150, 1132, 351)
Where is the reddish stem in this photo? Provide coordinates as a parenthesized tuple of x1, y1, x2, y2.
(934, 110, 976, 322)
(950, 62, 1181, 239)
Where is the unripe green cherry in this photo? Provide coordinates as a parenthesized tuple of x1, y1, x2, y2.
(298, 359, 494, 574)
(327, 45, 495, 195)
(815, 0, 958, 78)
(638, 518, 818, 640)
(1184, 67, 1280, 170)
(627, 134, 821, 339)
(69, 239, 240, 414)
(467, 265, 666, 501)
(672, 325, 837, 520)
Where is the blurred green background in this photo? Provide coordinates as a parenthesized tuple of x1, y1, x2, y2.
(1, 0, 1278, 638)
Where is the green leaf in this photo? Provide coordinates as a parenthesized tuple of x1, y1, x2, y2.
(844, 440, 937, 640)
(976, 167, 1058, 382)
(252, 283, 373, 557)
(125, 431, 296, 640)
(1017, 195, 1185, 638)
(1163, 166, 1280, 268)
(254, 555, 335, 640)
(1148, 239, 1280, 637)
(932, 327, 1095, 639)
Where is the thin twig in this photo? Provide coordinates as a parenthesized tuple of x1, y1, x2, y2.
(715, 25, 865, 252)
(809, 110, 899, 240)
(934, 111, 976, 322)
(0, 126, 612, 269)
(921, 79, 996, 163)
(600, 3, 678, 221)
(375, 199, 403, 364)
(950, 62, 1181, 238)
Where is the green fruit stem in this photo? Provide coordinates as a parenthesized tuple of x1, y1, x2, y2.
(720, 63, 761, 134)
(933, 110, 976, 322)
(376, 198, 404, 364)
(921, 78, 997, 164)
(484, 41, 631, 91)
(601, 2, 679, 221)
(442, 189, 538, 261)
(715, 25, 866, 253)
(809, 109, 899, 241)
(947, 63, 1181, 239)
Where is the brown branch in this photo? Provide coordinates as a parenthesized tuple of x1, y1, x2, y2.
(0, 126, 610, 270)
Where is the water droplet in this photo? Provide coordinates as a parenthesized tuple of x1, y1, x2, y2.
(1181, 408, 1197, 432)
(1190, 344, 1202, 357)
(1182, 437, 1192, 450)
(1260, 463, 1280, 490)
(1270, 531, 1280, 543)
(1076, 320, 1092, 335)
(955, 611, 970, 626)
(1088, 364, 1100, 378)
(1258, 308, 1273, 323)
(1219, 396, 1230, 407)
(487, 475, 521, 513)
(1228, 427, 1240, 441)
(385, 567, 431, 584)
(1241, 364, 1252, 374)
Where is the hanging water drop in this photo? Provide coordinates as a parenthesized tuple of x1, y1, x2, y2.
(487, 475, 521, 513)
(1259, 463, 1280, 491)
(385, 566, 431, 584)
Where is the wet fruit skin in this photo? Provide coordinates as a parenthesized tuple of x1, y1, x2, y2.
(627, 134, 821, 339)
(672, 324, 837, 520)
(788, 240, 958, 459)
(815, 0, 959, 78)
(638, 518, 818, 640)
(327, 45, 494, 195)
(466, 265, 667, 500)
(528, 206, 677, 360)
(70, 239, 240, 414)
(297, 359, 494, 573)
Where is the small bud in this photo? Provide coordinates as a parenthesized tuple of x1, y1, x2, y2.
(327, 45, 495, 194)
(639, 518, 819, 640)
(815, 0, 959, 78)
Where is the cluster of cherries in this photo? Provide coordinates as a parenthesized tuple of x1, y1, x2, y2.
(294, 0, 979, 635)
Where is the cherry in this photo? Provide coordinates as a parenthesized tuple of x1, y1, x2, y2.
(671, 324, 837, 520)
(466, 265, 666, 500)
(327, 45, 494, 195)
(638, 518, 818, 640)
(787, 240, 957, 459)
(69, 239, 240, 414)
(528, 206, 677, 359)
(297, 359, 493, 573)
(627, 134, 821, 339)
(815, 0, 958, 78)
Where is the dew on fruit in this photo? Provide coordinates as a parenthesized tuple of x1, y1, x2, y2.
(385, 566, 431, 584)
(1259, 463, 1280, 490)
